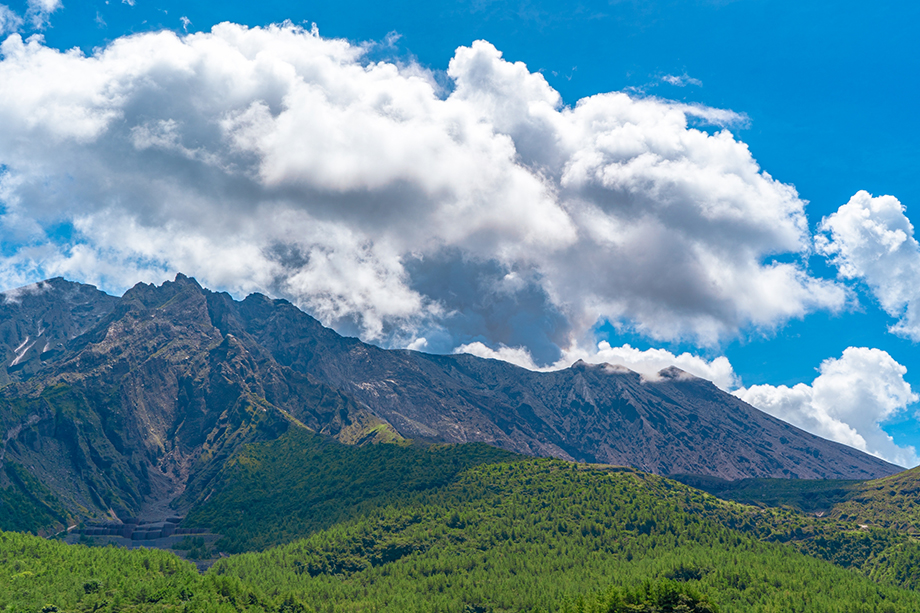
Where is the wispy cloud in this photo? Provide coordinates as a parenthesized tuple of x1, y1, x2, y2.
(661, 72, 702, 87)
(25, 0, 61, 29)
(673, 101, 750, 128)
(0, 4, 23, 35)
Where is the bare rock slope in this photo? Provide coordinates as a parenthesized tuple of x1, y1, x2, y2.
(220, 289, 899, 480)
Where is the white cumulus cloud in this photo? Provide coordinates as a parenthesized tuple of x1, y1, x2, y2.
(455, 341, 545, 370)
(734, 347, 919, 467)
(570, 341, 738, 389)
(818, 190, 920, 341)
(0, 24, 846, 357)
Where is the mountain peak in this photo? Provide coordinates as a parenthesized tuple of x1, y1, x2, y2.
(171, 272, 202, 288)
(121, 273, 207, 311)
(655, 365, 698, 381)
(1, 277, 103, 304)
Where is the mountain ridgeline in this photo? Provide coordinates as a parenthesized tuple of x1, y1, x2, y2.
(0, 275, 900, 531)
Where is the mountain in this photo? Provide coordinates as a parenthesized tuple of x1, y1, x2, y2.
(208, 278, 899, 479)
(0, 275, 900, 531)
(0, 278, 119, 387)
(0, 275, 396, 531)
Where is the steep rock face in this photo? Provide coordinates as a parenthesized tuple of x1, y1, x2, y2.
(0, 278, 118, 387)
(0, 276, 390, 530)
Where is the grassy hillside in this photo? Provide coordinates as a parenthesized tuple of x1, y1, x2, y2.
(186, 431, 916, 580)
(672, 468, 920, 590)
(827, 466, 920, 533)
(183, 428, 519, 552)
(0, 530, 309, 613)
(211, 460, 920, 613)
(0, 461, 72, 535)
(0, 526, 726, 613)
(672, 467, 920, 534)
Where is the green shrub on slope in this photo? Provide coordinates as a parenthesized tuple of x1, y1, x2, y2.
(562, 580, 719, 613)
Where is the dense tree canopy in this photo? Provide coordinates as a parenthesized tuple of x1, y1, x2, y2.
(5, 434, 920, 613)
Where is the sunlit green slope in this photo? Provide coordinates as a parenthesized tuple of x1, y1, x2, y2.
(211, 460, 920, 613)
(673, 466, 920, 591)
(7, 432, 920, 613)
(183, 428, 519, 552)
(0, 530, 309, 613)
(825, 465, 920, 533)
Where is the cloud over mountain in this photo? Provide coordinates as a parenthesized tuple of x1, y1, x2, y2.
(0, 23, 847, 361)
(457, 340, 740, 391)
(735, 347, 919, 467)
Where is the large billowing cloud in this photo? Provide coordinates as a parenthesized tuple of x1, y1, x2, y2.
(0, 23, 846, 360)
(818, 191, 920, 341)
(734, 347, 919, 467)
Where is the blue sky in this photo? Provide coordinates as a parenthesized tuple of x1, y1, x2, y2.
(1, 0, 919, 464)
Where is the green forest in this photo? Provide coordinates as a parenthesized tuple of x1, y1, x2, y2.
(4, 431, 920, 613)
(182, 429, 519, 552)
